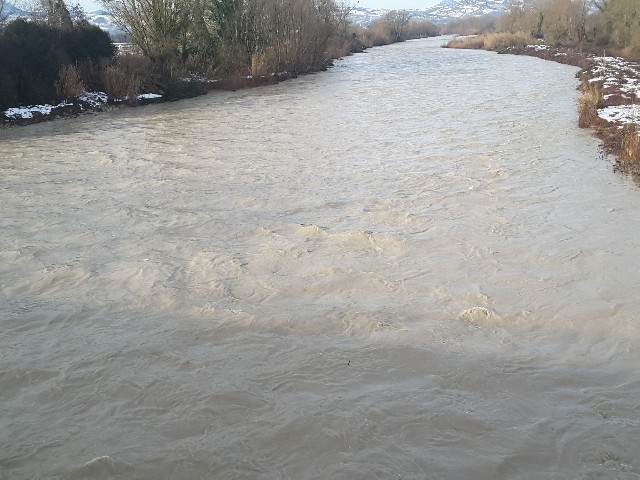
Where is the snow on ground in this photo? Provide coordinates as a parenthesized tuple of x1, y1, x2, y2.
(2, 91, 162, 121)
(587, 56, 640, 129)
(4, 101, 71, 119)
(590, 56, 640, 100)
(137, 93, 162, 100)
(598, 105, 640, 126)
(78, 92, 108, 107)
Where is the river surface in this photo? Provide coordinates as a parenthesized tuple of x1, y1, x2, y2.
(1, 37, 640, 479)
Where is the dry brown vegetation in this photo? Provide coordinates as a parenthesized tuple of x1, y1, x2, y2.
(577, 81, 603, 128)
(618, 127, 640, 174)
(445, 32, 534, 51)
(445, 35, 486, 50)
(55, 64, 85, 100)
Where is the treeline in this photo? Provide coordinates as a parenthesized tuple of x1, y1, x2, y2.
(101, 0, 439, 77)
(352, 10, 439, 48)
(0, 0, 440, 112)
(445, 0, 640, 59)
(102, 0, 353, 79)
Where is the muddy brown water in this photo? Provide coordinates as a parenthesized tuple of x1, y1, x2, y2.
(1, 38, 640, 479)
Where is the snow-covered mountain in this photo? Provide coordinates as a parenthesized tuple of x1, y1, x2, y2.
(1, 3, 127, 40)
(4, 0, 507, 34)
(85, 10, 128, 41)
(349, 0, 509, 26)
(424, 0, 508, 23)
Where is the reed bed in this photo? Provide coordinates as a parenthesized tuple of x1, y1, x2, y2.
(445, 32, 534, 51)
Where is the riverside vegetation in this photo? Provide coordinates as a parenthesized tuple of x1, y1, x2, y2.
(0, 0, 438, 123)
(444, 0, 640, 176)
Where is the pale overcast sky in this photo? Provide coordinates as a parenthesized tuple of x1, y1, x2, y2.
(79, 0, 442, 14)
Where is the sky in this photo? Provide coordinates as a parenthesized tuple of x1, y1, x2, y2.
(77, 0, 442, 14)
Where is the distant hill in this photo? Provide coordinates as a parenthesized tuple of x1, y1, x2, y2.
(0, 4, 128, 41)
(424, 0, 507, 23)
(349, 0, 508, 26)
(85, 10, 128, 41)
(5, 0, 508, 36)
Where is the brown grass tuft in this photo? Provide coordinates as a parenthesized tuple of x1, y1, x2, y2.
(445, 35, 486, 49)
(55, 64, 85, 100)
(577, 81, 603, 128)
(618, 126, 640, 173)
(102, 65, 141, 105)
(483, 32, 532, 50)
(445, 32, 534, 51)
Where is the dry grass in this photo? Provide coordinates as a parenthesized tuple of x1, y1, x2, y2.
(577, 81, 603, 128)
(618, 126, 640, 173)
(445, 32, 533, 51)
(55, 64, 85, 100)
(445, 35, 486, 49)
(484, 32, 532, 50)
(102, 65, 141, 104)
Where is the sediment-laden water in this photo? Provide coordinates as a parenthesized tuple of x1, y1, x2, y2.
(1, 37, 639, 479)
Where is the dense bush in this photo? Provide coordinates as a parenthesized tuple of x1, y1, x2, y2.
(0, 18, 115, 109)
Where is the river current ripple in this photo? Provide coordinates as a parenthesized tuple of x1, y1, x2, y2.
(1, 37, 640, 479)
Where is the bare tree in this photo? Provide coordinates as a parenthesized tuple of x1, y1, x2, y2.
(101, 0, 191, 61)
(42, 0, 73, 28)
(382, 9, 410, 42)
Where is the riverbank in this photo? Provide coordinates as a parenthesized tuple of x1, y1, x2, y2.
(0, 70, 304, 129)
(0, 28, 438, 130)
(446, 36, 640, 177)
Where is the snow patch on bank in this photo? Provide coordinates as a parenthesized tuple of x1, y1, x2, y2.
(137, 93, 162, 100)
(78, 92, 108, 107)
(590, 56, 640, 100)
(586, 56, 640, 128)
(2, 91, 163, 122)
(598, 105, 640, 126)
(4, 101, 71, 119)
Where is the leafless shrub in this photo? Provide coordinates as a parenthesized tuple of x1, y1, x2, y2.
(101, 64, 141, 104)
(251, 49, 278, 77)
(214, 44, 250, 78)
(98, 54, 156, 104)
(55, 64, 85, 99)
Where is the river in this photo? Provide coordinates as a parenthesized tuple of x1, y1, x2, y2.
(1, 37, 640, 479)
